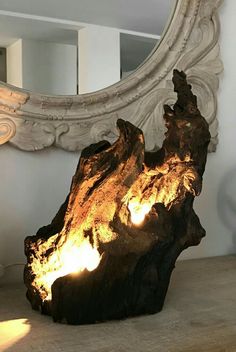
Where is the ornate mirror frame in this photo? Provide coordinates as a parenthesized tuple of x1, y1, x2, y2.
(0, 0, 223, 152)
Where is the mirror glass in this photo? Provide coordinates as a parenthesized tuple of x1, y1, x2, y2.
(0, 0, 176, 95)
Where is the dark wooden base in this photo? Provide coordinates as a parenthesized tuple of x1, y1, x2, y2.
(24, 70, 210, 325)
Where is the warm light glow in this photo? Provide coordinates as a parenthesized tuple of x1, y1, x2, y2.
(128, 200, 152, 225)
(29, 153, 195, 302)
(30, 184, 118, 301)
(124, 154, 195, 227)
(0, 319, 30, 350)
(31, 237, 101, 301)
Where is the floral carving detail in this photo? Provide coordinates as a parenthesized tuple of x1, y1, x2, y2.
(0, 0, 223, 152)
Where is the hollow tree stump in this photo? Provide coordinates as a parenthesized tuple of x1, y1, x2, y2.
(24, 70, 211, 324)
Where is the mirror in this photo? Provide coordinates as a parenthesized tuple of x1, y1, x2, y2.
(0, 0, 222, 153)
(0, 0, 175, 95)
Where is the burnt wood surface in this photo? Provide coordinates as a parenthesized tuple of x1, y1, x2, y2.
(24, 70, 211, 324)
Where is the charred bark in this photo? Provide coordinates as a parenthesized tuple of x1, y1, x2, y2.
(24, 70, 210, 324)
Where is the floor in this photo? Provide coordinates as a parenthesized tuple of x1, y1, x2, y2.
(1, 255, 236, 352)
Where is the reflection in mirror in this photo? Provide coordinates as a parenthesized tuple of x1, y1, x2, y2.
(0, 0, 175, 95)
(120, 34, 157, 79)
(0, 48, 6, 82)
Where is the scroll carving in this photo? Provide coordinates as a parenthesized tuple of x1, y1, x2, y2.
(0, 0, 223, 152)
(0, 117, 16, 145)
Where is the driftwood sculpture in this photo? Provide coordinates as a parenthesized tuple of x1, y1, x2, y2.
(24, 70, 210, 324)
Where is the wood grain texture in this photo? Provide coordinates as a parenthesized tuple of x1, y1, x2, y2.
(24, 70, 210, 324)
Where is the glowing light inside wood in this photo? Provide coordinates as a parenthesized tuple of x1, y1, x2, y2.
(128, 201, 152, 225)
(31, 237, 101, 301)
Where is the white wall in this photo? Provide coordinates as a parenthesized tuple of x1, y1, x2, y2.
(0, 145, 79, 282)
(0, 1, 235, 282)
(78, 26, 120, 93)
(180, 0, 236, 259)
(6, 39, 23, 88)
(22, 39, 77, 95)
(7, 39, 77, 95)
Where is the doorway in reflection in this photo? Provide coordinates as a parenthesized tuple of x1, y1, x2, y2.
(0, 0, 175, 94)
(3, 27, 158, 95)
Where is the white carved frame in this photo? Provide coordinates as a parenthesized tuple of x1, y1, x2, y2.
(0, 0, 223, 152)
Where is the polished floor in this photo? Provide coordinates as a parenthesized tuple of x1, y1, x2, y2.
(1, 255, 236, 352)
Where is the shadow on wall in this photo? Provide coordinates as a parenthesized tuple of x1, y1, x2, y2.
(217, 167, 236, 252)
